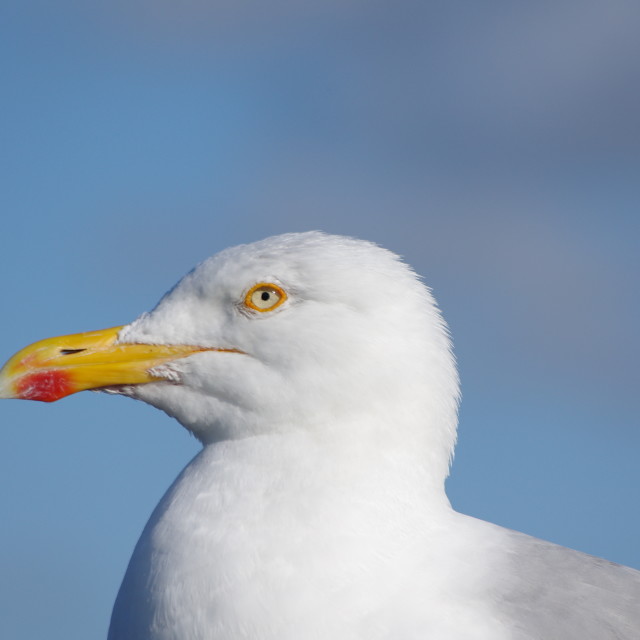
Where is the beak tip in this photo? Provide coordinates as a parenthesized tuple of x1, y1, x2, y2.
(0, 365, 14, 399)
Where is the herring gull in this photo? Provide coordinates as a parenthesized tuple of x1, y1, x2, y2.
(1, 232, 638, 639)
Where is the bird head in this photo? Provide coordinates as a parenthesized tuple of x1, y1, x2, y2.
(0, 232, 459, 473)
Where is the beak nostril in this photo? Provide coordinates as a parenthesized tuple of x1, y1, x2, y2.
(59, 349, 86, 356)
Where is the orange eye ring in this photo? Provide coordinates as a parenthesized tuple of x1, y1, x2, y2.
(244, 282, 288, 313)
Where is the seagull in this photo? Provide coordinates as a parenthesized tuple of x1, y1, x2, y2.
(1, 232, 638, 639)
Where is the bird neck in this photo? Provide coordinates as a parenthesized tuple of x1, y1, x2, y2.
(199, 424, 453, 520)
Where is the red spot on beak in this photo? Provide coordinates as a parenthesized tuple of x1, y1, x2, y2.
(16, 370, 74, 402)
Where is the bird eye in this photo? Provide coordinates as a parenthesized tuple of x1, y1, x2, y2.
(244, 283, 287, 313)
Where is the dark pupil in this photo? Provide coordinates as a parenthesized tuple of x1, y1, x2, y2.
(260, 291, 271, 301)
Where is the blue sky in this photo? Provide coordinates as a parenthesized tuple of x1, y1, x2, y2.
(1, 2, 639, 638)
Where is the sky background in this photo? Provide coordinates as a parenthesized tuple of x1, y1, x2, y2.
(1, 1, 639, 638)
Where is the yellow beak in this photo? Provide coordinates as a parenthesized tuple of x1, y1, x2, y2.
(0, 326, 221, 402)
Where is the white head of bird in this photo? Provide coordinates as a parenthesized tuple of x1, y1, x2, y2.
(0, 232, 459, 486)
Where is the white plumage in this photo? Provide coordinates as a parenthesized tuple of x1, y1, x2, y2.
(5, 232, 640, 639)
